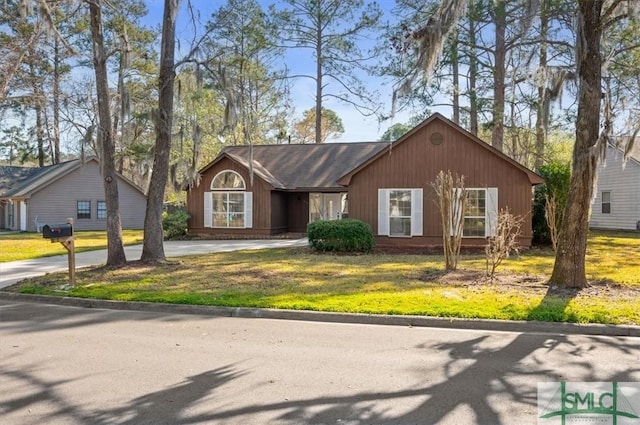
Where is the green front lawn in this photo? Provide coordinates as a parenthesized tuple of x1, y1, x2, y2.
(0, 230, 144, 262)
(6, 230, 640, 326)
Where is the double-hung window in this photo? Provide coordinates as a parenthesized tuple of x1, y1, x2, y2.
(97, 201, 107, 219)
(204, 170, 253, 228)
(77, 200, 91, 219)
(378, 189, 423, 237)
(601, 191, 611, 214)
(460, 188, 498, 237)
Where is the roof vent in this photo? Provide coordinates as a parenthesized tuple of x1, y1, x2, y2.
(430, 132, 444, 145)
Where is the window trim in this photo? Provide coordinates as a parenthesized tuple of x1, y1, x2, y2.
(388, 189, 412, 237)
(77, 200, 91, 220)
(212, 191, 246, 228)
(463, 188, 487, 238)
(210, 170, 246, 190)
(378, 188, 423, 237)
(453, 188, 498, 238)
(601, 191, 611, 214)
(96, 201, 107, 220)
(204, 170, 252, 229)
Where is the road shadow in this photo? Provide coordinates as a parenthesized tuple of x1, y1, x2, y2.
(2, 331, 638, 424)
(0, 301, 219, 335)
(0, 363, 245, 425)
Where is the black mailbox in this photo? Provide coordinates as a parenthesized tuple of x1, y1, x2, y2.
(43, 223, 73, 239)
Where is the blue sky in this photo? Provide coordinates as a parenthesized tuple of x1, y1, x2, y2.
(141, 0, 425, 142)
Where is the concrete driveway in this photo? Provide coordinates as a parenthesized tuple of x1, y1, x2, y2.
(0, 238, 308, 289)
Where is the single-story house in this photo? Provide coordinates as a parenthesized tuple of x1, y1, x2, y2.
(590, 142, 640, 231)
(186, 113, 544, 247)
(0, 157, 146, 232)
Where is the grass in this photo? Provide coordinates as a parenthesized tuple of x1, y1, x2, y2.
(6, 230, 640, 326)
(0, 230, 144, 262)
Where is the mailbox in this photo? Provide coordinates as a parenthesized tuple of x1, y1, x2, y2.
(42, 223, 73, 239)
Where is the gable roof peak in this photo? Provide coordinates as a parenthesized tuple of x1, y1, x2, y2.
(338, 112, 544, 186)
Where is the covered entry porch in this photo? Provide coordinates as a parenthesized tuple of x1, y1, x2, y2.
(280, 191, 348, 233)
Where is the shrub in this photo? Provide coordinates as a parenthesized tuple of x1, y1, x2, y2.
(162, 209, 190, 240)
(307, 219, 374, 253)
(532, 161, 571, 246)
(485, 208, 525, 278)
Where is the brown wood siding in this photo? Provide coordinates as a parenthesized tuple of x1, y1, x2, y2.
(286, 192, 310, 233)
(186, 157, 274, 236)
(348, 120, 534, 246)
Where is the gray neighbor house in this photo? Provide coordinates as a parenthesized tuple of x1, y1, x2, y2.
(0, 157, 146, 232)
(590, 142, 640, 231)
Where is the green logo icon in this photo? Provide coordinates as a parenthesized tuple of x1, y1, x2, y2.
(538, 382, 640, 425)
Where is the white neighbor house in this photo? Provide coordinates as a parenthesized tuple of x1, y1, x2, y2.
(590, 143, 640, 231)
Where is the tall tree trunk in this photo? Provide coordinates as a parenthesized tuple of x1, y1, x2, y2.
(549, 0, 603, 288)
(535, 0, 549, 169)
(35, 102, 45, 167)
(28, 59, 46, 167)
(468, 6, 478, 136)
(451, 28, 460, 125)
(491, 0, 506, 151)
(53, 36, 61, 164)
(89, 0, 127, 267)
(314, 10, 322, 144)
(140, 0, 180, 263)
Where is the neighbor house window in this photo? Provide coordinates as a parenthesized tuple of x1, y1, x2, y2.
(601, 191, 611, 214)
(97, 201, 107, 219)
(77, 201, 91, 219)
(203, 170, 252, 228)
(7, 201, 14, 228)
(460, 188, 499, 238)
(378, 189, 423, 237)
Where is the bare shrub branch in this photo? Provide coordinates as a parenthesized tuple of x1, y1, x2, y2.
(485, 208, 525, 278)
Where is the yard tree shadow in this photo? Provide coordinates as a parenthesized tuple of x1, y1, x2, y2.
(527, 284, 583, 323)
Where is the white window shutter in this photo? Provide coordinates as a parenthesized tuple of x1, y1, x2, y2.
(378, 189, 389, 236)
(450, 188, 462, 236)
(486, 188, 498, 237)
(204, 192, 212, 228)
(244, 192, 253, 228)
(411, 189, 423, 236)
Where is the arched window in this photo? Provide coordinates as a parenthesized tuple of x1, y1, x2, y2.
(210, 170, 245, 190)
(204, 170, 252, 228)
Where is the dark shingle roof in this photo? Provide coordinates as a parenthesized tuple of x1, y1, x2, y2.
(0, 158, 93, 198)
(0, 166, 42, 195)
(211, 142, 389, 190)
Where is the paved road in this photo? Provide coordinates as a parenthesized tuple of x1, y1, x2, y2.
(1, 301, 639, 425)
(0, 239, 308, 289)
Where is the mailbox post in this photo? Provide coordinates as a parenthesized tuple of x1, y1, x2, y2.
(42, 218, 75, 286)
